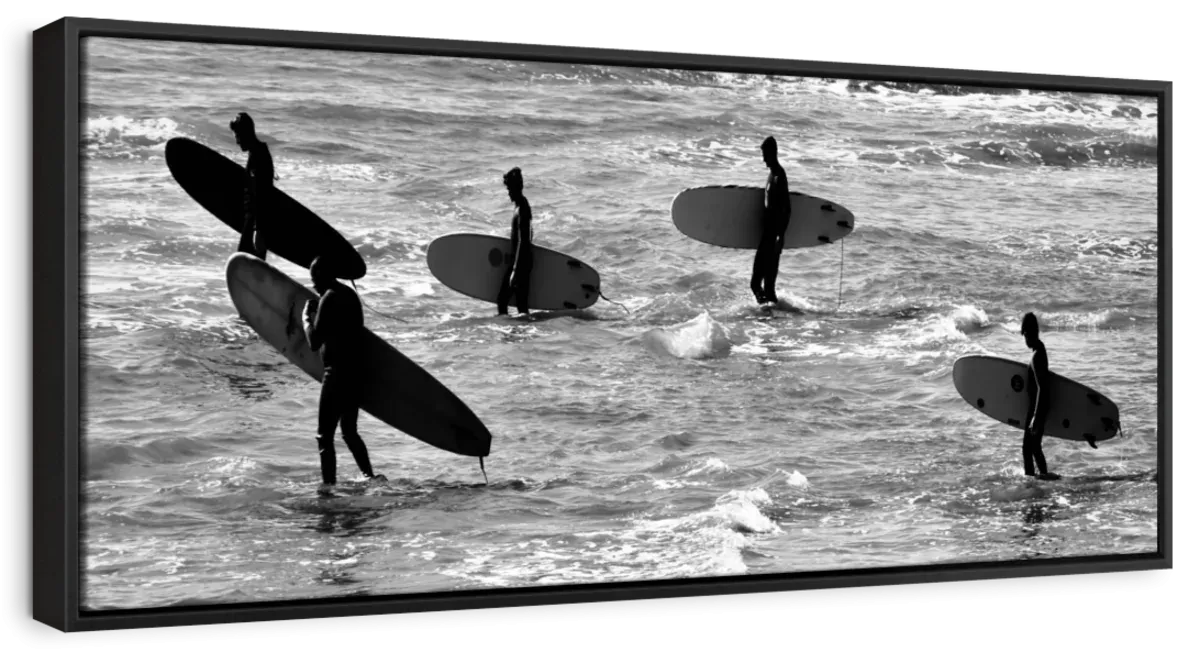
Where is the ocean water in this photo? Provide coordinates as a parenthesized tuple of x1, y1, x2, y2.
(79, 37, 1160, 611)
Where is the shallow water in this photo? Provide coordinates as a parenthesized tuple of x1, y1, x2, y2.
(80, 37, 1159, 610)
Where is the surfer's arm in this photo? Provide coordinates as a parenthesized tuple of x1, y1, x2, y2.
(512, 201, 532, 271)
(247, 145, 275, 199)
(304, 294, 331, 351)
(777, 171, 791, 218)
(1028, 349, 1050, 433)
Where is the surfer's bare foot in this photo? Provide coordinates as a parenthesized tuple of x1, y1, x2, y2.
(1084, 434, 1098, 449)
(317, 483, 335, 496)
(367, 473, 388, 484)
(1037, 472, 1061, 481)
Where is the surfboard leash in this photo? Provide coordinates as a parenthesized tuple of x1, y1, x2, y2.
(349, 279, 409, 323)
(582, 284, 631, 315)
(834, 236, 846, 313)
(478, 456, 489, 485)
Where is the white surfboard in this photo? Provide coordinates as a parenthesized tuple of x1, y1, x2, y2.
(426, 233, 601, 311)
(671, 185, 855, 249)
(952, 355, 1121, 443)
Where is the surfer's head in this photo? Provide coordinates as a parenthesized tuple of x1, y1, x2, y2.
(503, 167, 523, 201)
(230, 112, 256, 150)
(310, 256, 334, 292)
(761, 136, 778, 165)
(1021, 312, 1040, 348)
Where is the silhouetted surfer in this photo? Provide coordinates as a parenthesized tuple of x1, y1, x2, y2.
(497, 167, 533, 317)
(302, 256, 382, 493)
(230, 112, 275, 260)
(751, 136, 791, 305)
(1020, 312, 1099, 481)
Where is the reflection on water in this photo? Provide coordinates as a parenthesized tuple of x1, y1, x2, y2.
(222, 372, 274, 400)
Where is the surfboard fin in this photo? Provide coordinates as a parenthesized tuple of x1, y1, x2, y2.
(818, 235, 832, 244)
(820, 203, 836, 212)
(837, 220, 852, 228)
(478, 457, 488, 485)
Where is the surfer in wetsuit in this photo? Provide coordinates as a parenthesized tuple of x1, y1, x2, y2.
(497, 167, 533, 317)
(1021, 312, 1098, 480)
(302, 256, 381, 492)
(230, 112, 275, 260)
(1021, 312, 1052, 478)
(751, 136, 791, 305)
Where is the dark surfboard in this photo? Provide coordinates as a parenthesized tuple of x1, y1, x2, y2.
(166, 137, 366, 280)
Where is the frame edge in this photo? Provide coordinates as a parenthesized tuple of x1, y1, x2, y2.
(32, 16, 70, 632)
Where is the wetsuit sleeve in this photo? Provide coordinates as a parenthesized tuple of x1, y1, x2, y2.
(1030, 345, 1050, 428)
(305, 292, 333, 351)
(777, 170, 791, 218)
(512, 199, 532, 269)
(247, 144, 275, 205)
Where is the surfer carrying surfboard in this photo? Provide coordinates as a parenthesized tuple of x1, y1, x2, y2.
(230, 112, 276, 260)
(301, 256, 381, 491)
(1021, 312, 1053, 477)
(497, 167, 533, 316)
(751, 136, 792, 304)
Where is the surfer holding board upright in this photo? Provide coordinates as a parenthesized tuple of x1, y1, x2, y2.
(300, 256, 383, 493)
(230, 112, 276, 260)
(751, 136, 792, 305)
(497, 167, 533, 317)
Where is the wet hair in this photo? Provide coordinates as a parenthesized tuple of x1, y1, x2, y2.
(761, 136, 778, 157)
(503, 167, 523, 188)
(1020, 312, 1039, 337)
(230, 112, 256, 135)
(310, 256, 329, 280)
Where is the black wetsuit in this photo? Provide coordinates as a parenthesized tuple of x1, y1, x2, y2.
(238, 141, 275, 259)
(1023, 340, 1050, 476)
(497, 196, 533, 315)
(305, 282, 373, 484)
(751, 164, 791, 303)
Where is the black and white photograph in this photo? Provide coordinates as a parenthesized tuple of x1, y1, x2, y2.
(71, 30, 1162, 614)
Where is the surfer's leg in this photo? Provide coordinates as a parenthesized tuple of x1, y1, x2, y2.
(251, 200, 270, 260)
(764, 218, 788, 302)
(764, 234, 783, 302)
(496, 264, 514, 315)
(1032, 433, 1049, 476)
(238, 212, 257, 255)
(252, 225, 268, 261)
(317, 375, 339, 485)
(1022, 429, 1036, 476)
(751, 233, 771, 303)
(514, 257, 532, 315)
(338, 384, 374, 479)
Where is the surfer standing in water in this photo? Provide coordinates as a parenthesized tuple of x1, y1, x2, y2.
(497, 167, 533, 317)
(751, 136, 791, 305)
(1020, 312, 1099, 480)
(301, 256, 383, 493)
(1021, 312, 1054, 479)
(230, 112, 275, 260)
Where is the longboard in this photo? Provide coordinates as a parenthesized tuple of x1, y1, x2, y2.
(426, 233, 601, 311)
(226, 253, 491, 457)
(167, 137, 367, 280)
(952, 355, 1121, 443)
(671, 185, 855, 249)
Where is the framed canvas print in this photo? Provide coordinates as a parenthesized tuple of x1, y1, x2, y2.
(32, 16, 1170, 632)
